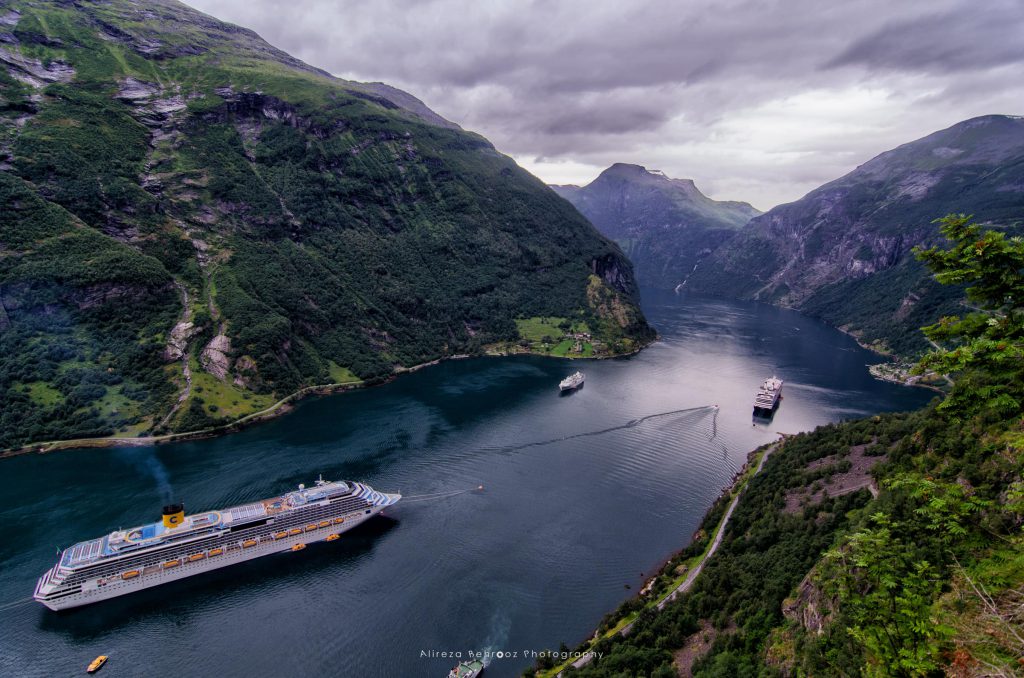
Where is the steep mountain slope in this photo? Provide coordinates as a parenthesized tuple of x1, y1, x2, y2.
(0, 0, 652, 449)
(553, 164, 760, 289)
(687, 115, 1024, 355)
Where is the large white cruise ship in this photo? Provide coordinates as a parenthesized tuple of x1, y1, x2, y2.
(34, 477, 400, 610)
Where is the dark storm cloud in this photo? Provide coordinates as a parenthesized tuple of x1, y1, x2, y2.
(185, 0, 1024, 209)
(827, 0, 1024, 73)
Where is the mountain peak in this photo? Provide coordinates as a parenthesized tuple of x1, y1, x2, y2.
(551, 163, 760, 289)
(599, 163, 679, 182)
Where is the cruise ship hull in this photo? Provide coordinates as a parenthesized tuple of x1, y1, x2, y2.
(34, 481, 399, 611)
(752, 396, 781, 415)
(35, 504, 384, 611)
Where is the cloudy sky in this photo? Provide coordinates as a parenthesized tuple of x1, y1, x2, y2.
(186, 0, 1024, 210)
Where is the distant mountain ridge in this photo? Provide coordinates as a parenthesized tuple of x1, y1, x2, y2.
(685, 114, 1024, 355)
(0, 0, 652, 449)
(552, 164, 760, 289)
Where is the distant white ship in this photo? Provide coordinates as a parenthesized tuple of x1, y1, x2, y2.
(559, 371, 584, 392)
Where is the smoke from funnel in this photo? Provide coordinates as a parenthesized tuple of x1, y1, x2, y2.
(116, 448, 174, 504)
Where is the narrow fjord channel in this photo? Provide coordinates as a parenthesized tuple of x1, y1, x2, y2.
(0, 290, 933, 677)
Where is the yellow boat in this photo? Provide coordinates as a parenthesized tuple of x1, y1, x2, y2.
(121, 570, 140, 580)
(275, 531, 289, 539)
(333, 517, 345, 524)
(162, 559, 180, 569)
(325, 534, 340, 542)
(304, 524, 317, 532)
(188, 553, 205, 562)
(289, 528, 302, 536)
(87, 655, 108, 674)
(208, 548, 223, 557)
(242, 539, 257, 548)
(290, 543, 306, 552)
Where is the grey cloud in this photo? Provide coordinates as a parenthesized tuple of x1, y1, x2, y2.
(184, 0, 1024, 209)
(827, 0, 1024, 73)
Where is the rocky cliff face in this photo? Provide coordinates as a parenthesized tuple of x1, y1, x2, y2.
(0, 0, 651, 449)
(687, 115, 1024, 355)
(553, 164, 760, 290)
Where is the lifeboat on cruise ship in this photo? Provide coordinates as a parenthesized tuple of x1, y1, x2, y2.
(122, 570, 140, 580)
(325, 534, 340, 542)
(318, 520, 331, 528)
(289, 528, 302, 536)
(163, 559, 180, 569)
(208, 548, 223, 557)
(275, 531, 288, 539)
(188, 553, 205, 562)
(290, 543, 306, 552)
(333, 517, 345, 524)
(304, 524, 317, 532)
(242, 539, 257, 548)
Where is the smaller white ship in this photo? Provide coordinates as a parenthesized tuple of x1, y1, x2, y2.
(559, 371, 585, 392)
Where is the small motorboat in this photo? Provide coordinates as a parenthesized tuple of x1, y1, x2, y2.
(448, 658, 484, 678)
(86, 655, 108, 674)
(290, 543, 306, 552)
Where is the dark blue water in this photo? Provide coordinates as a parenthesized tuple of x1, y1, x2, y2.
(0, 291, 933, 677)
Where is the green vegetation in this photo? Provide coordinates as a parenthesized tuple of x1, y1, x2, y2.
(181, 362, 275, 428)
(506, 316, 596, 357)
(800, 257, 966, 356)
(327, 362, 362, 384)
(532, 215, 1024, 677)
(0, 0, 652, 450)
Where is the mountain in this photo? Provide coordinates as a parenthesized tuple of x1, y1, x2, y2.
(552, 164, 760, 289)
(0, 0, 652, 450)
(686, 115, 1024, 355)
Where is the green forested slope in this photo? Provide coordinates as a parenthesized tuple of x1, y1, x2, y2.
(0, 0, 652, 449)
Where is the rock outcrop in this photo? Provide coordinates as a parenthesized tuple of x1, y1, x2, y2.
(200, 334, 232, 380)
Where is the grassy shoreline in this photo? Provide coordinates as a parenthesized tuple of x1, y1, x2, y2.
(0, 339, 654, 459)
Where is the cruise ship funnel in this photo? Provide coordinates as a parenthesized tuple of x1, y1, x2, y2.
(162, 503, 185, 529)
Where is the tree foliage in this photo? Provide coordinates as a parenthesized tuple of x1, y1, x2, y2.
(914, 214, 1024, 419)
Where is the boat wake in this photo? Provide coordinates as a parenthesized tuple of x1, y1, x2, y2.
(0, 597, 31, 612)
(401, 486, 484, 503)
(483, 404, 719, 454)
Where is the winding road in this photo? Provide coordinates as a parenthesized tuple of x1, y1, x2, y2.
(561, 441, 780, 674)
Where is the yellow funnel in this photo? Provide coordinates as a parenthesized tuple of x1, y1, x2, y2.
(162, 503, 185, 529)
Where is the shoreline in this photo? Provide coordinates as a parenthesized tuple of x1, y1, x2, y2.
(0, 339, 655, 460)
(543, 438, 783, 677)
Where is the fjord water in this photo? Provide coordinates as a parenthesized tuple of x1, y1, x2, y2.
(0, 291, 932, 678)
